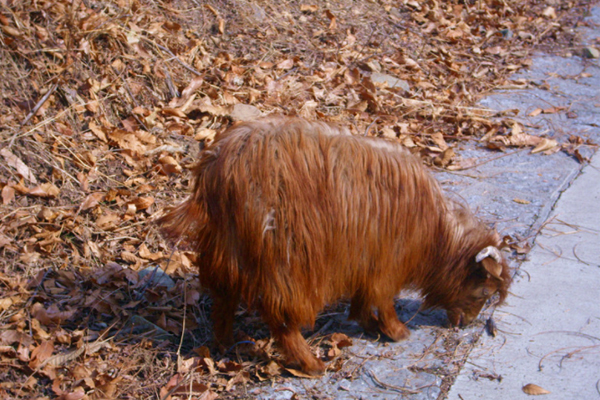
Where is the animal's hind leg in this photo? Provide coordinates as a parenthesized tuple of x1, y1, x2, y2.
(211, 292, 240, 349)
(376, 298, 410, 342)
(270, 324, 325, 376)
(349, 293, 379, 335)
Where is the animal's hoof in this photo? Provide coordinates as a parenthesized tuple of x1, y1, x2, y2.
(302, 357, 326, 376)
(288, 356, 326, 377)
(381, 322, 410, 342)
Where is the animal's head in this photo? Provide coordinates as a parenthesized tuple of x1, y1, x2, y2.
(445, 245, 510, 327)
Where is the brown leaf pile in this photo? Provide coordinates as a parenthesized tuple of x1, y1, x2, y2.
(0, 0, 593, 398)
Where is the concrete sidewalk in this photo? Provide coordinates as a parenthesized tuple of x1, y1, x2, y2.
(448, 153, 600, 399)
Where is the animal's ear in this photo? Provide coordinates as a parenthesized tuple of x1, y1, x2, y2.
(475, 246, 503, 280)
(480, 258, 503, 281)
(475, 245, 502, 263)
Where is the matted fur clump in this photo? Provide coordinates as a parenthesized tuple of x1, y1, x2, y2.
(158, 116, 511, 375)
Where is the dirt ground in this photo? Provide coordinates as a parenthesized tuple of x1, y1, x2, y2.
(0, 0, 595, 398)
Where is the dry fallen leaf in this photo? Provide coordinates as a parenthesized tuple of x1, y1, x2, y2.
(431, 132, 448, 150)
(29, 183, 60, 198)
(198, 390, 219, 400)
(159, 373, 184, 399)
(121, 251, 139, 264)
(179, 76, 204, 104)
(88, 120, 108, 142)
(0, 296, 15, 311)
(300, 4, 318, 12)
(139, 243, 164, 261)
(1, 148, 37, 184)
(513, 198, 531, 204)
(2, 25, 22, 37)
(325, 9, 337, 30)
(158, 155, 182, 175)
(285, 367, 322, 378)
(434, 148, 455, 168)
(0, 233, 13, 249)
(2, 185, 15, 205)
(276, 59, 294, 70)
(195, 128, 217, 141)
(522, 383, 551, 395)
(330, 332, 353, 348)
(96, 212, 120, 230)
(541, 7, 556, 19)
(130, 196, 154, 210)
(28, 340, 54, 369)
(446, 157, 478, 171)
(531, 138, 558, 154)
(260, 360, 283, 377)
(80, 192, 105, 211)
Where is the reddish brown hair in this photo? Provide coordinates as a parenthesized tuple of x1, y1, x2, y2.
(158, 116, 511, 375)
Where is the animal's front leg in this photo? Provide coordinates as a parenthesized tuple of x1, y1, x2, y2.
(376, 299, 410, 342)
(270, 324, 325, 376)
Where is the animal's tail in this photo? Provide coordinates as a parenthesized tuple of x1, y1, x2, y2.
(156, 196, 208, 250)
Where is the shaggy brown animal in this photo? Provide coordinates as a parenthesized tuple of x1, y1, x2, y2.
(158, 116, 511, 376)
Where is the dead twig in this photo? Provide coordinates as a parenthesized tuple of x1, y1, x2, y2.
(554, 218, 599, 234)
(494, 310, 532, 326)
(164, 65, 179, 98)
(140, 36, 202, 77)
(19, 83, 58, 128)
(450, 148, 526, 171)
(365, 369, 419, 394)
(536, 242, 563, 265)
(8, 82, 59, 148)
(535, 330, 600, 343)
(364, 116, 380, 136)
(274, 387, 297, 394)
(538, 344, 599, 371)
(44, 336, 114, 368)
(307, 319, 334, 341)
(572, 244, 592, 266)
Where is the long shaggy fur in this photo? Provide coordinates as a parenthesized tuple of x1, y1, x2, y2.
(158, 116, 511, 375)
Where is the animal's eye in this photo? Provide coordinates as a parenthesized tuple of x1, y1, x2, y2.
(474, 287, 491, 298)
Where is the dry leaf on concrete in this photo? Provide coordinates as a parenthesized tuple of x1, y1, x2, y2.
(522, 383, 551, 395)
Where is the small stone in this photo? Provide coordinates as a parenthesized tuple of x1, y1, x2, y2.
(138, 265, 175, 290)
(500, 29, 513, 39)
(250, 4, 266, 22)
(230, 103, 262, 121)
(370, 72, 410, 92)
(582, 47, 600, 59)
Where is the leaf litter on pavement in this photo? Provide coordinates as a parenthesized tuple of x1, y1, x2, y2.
(0, 0, 597, 398)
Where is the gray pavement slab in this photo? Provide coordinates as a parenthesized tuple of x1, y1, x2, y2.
(447, 151, 600, 400)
